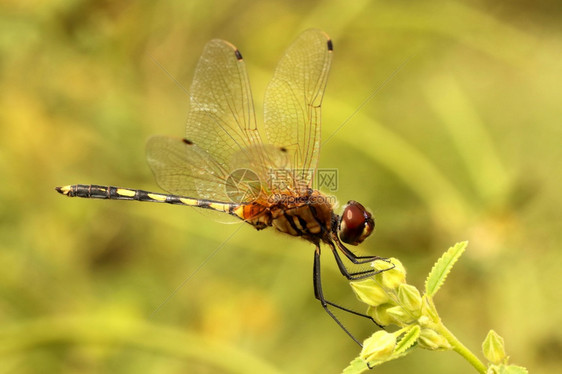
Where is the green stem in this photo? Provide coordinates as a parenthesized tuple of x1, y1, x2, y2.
(434, 322, 487, 373)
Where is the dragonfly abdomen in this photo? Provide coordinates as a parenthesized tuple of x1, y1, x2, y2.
(55, 184, 241, 215)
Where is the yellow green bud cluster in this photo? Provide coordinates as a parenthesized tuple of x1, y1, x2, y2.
(350, 257, 452, 359)
(345, 242, 528, 374)
(351, 258, 421, 327)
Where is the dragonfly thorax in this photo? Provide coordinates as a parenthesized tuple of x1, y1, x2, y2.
(243, 189, 334, 243)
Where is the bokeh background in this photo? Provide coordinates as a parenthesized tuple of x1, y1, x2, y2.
(1, 1, 561, 373)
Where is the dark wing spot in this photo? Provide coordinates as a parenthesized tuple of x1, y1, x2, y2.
(327, 39, 333, 51)
(182, 138, 194, 145)
(280, 147, 287, 153)
(234, 49, 243, 60)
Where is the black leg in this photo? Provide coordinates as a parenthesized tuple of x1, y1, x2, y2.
(330, 242, 376, 279)
(313, 245, 365, 347)
(326, 241, 388, 281)
(332, 233, 388, 265)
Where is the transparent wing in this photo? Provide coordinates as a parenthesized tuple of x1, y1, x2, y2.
(146, 136, 232, 201)
(147, 39, 267, 202)
(146, 136, 289, 203)
(186, 39, 263, 164)
(263, 29, 333, 188)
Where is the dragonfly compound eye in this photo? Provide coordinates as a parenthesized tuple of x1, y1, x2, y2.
(338, 201, 374, 246)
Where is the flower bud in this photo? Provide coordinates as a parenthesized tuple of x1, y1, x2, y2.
(351, 278, 389, 306)
(418, 328, 451, 350)
(418, 315, 430, 327)
(482, 330, 506, 365)
(421, 295, 439, 323)
(386, 305, 412, 325)
(360, 330, 396, 362)
(397, 284, 422, 316)
(368, 303, 394, 326)
(373, 258, 406, 289)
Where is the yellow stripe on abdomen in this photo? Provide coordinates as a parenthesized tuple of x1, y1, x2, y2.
(147, 193, 167, 202)
(179, 197, 200, 206)
(116, 188, 136, 197)
(208, 202, 230, 212)
(231, 205, 247, 219)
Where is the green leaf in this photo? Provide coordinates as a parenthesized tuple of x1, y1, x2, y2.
(342, 357, 369, 374)
(425, 241, 468, 297)
(395, 325, 420, 354)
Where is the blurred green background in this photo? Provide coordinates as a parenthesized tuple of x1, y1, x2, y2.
(1, 1, 561, 373)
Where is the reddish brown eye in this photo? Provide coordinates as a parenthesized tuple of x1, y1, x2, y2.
(338, 201, 374, 245)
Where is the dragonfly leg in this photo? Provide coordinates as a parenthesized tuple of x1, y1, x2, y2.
(332, 235, 396, 278)
(313, 246, 384, 346)
(332, 233, 388, 265)
(325, 241, 383, 281)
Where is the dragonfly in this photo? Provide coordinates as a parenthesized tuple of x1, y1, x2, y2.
(56, 29, 390, 345)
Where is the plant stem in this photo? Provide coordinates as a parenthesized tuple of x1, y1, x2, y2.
(434, 322, 487, 373)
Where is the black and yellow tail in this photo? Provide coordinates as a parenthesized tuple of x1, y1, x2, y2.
(55, 184, 243, 217)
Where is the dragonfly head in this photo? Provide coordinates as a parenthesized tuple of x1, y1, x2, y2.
(338, 201, 374, 246)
